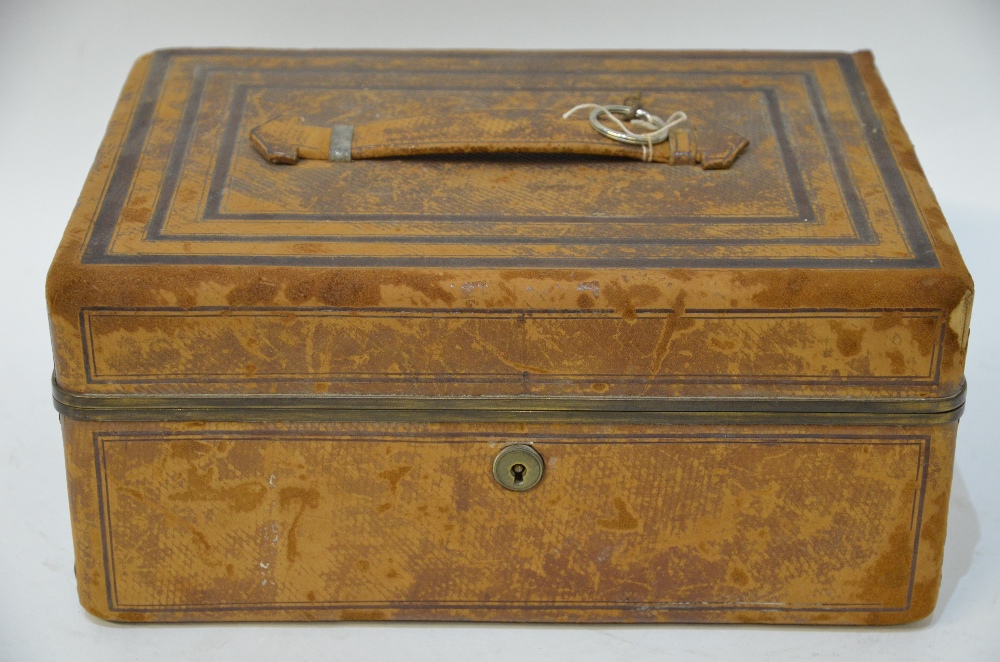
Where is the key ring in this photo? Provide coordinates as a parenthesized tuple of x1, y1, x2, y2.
(587, 104, 672, 146)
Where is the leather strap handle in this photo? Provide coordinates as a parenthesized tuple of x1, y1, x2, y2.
(249, 110, 748, 169)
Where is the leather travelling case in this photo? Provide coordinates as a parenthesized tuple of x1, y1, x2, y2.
(47, 49, 973, 624)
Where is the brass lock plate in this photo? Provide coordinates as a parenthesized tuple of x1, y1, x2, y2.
(492, 444, 544, 491)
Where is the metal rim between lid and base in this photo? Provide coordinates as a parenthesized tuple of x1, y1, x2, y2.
(51, 376, 967, 426)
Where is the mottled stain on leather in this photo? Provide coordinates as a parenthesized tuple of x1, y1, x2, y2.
(829, 321, 866, 357)
(886, 349, 907, 375)
(315, 273, 382, 307)
(728, 565, 751, 587)
(119, 206, 152, 227)
(227, 277, 279, 306)
(856, 522, 914, 604)
(168, 463, 267, 513)
(597, 498, 639, 531)
(603, 282, 662, 321)
(283, 271, 457, 308)
(738, 269, 970, 314)
(190, 530, 211, 553)
(279, 486, 321, 563)
(378, 466, 412, 493)
(649, 292, 696, 374)
(499, 269, 596, 283)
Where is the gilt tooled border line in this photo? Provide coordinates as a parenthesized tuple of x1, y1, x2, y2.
(80, 50, 937, 268)
(92, 430, 932, 614)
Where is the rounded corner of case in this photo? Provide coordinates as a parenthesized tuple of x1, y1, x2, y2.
(77, 598, 119, 624)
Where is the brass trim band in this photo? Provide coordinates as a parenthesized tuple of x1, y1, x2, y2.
(52, 377, 967, 425)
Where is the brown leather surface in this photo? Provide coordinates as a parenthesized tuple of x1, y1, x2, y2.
(248, 111, 749, 166)
(46, 49, 973, 625)
(248, 117, 332, 164)
(352, 109, 677, 161)
(63, 416, 956, 624)
(45, 50, 974, 402)
(351, 110, 747, 167)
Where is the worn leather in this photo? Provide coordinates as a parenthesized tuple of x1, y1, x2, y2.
(250, 111, 748, 167)
(47, 50, 974, 402)
(64, 416, 957, 625)
(356, 110, 750, 167)
(46, 49, 974, 625)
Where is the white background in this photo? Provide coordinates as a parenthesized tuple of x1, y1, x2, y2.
(1, 1, 998, 660)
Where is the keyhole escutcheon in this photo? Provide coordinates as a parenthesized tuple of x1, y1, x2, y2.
(492, 444, 544, 492)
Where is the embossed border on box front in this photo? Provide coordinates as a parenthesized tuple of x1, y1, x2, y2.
(92, 430, 932, 614)
(79, 306, 947, 388)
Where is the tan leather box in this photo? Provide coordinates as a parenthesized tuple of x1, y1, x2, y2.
(47, 49, 973, 624)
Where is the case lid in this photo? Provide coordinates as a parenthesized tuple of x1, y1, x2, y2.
(47, 49, 973, 411)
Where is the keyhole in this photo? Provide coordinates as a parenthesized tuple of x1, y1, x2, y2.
(510, 463, 527, 485)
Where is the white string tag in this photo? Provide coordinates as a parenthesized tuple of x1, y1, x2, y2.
(562, 103, 687, 162)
